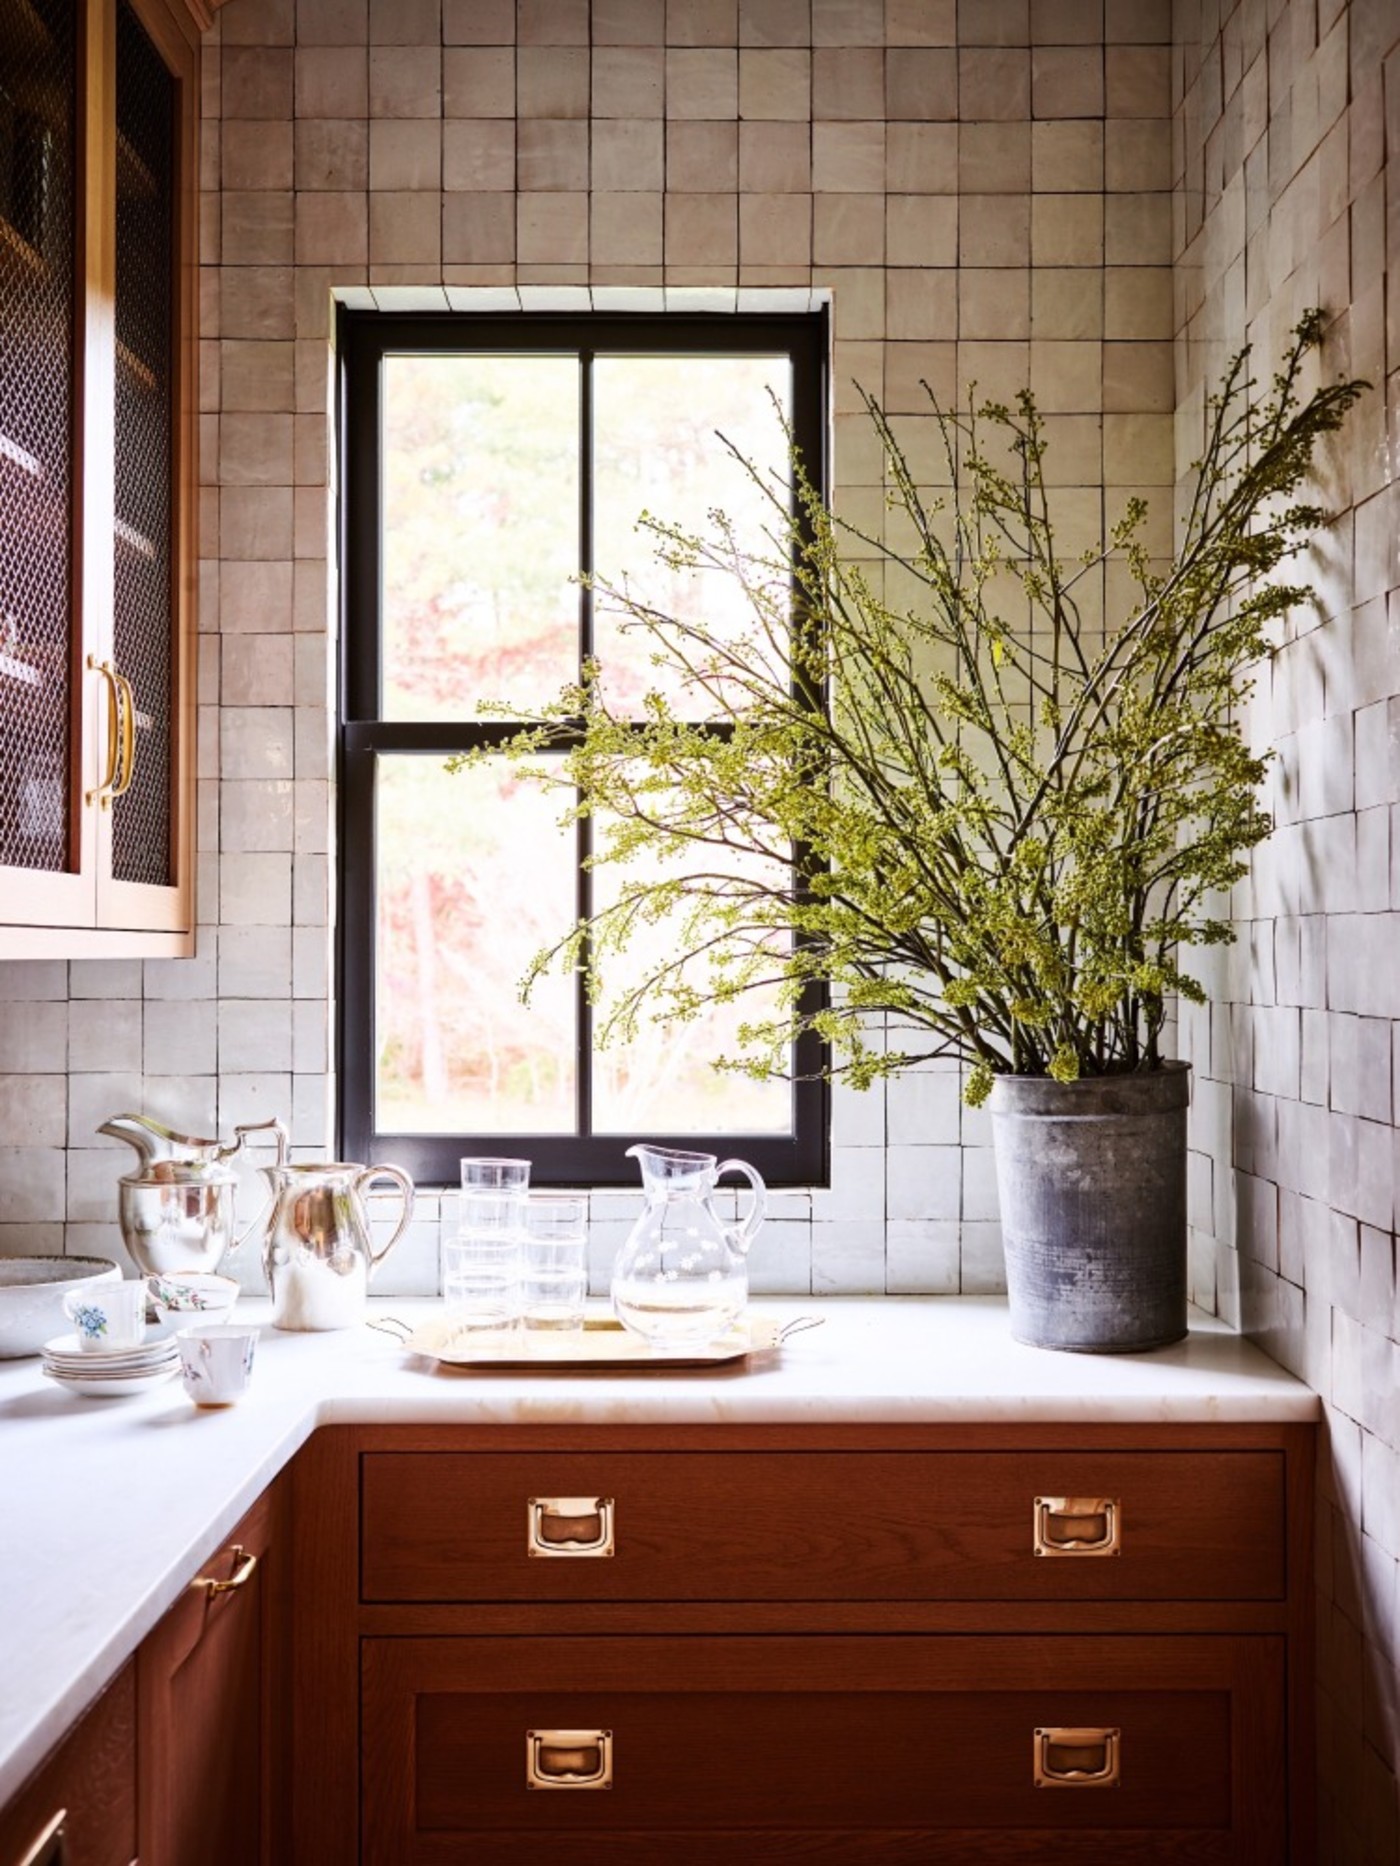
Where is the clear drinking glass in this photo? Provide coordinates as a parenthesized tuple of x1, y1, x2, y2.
(520, 1194, 588, 1331)
(445, 1158, 532, 1330)
(457, 1156, 530, 1247)
(442, 1235, 522, 1333)
(460, 1157, 531, 1195)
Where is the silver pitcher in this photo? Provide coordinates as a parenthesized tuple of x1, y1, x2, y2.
(250, 1128, 415, 1331)
(100, 1114, 287, 1276)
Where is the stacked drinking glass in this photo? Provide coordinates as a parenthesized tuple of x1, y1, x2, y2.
(443, 1158, 588, 1333)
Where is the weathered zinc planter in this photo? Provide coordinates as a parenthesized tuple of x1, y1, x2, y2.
(989, 1062, 1190, 1355)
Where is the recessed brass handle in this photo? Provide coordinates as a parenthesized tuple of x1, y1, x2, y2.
(528, 1496, 615, 1558)
(16, 1807, 66, 1866)
(1034, 1495, 1121, 1557)
(85, 655, 120, 808)
(526, 1728, 612, 1790)
(1034, 1726, 1121, 1788)
(190, 1544, 258, 1597)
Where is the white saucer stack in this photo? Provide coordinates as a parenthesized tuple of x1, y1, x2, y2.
(42, 1332, 181, 1399)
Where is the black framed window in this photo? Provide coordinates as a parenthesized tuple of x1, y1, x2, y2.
(338, 311, 829, 1187)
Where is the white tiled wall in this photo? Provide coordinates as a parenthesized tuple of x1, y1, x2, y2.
(1174, 0, 1400, 1854)
(0, 0, 1173, 1303)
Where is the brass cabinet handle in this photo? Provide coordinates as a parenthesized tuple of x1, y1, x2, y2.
(526, 1729, 613, 1790)
(1033, 1495, 1121, 1557)
(527, 1496, 615, 1559)
(111, 668, 137, 798)
(1034, 1726, 1121, 1788)
(15, 1808, 66, 1866)
(85, 655, 120, 808)
(190, 1544, 258, 1597)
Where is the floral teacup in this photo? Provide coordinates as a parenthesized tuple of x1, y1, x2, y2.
(177, 1323, 258, 1407)
(62, 1280, 147, 1353)
(147, 1272, 239, 1334)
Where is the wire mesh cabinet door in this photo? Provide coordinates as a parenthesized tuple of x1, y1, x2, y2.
(0, 0, 197, 957)
(97, 0, 197, 942)
(0, 0, 98, 933)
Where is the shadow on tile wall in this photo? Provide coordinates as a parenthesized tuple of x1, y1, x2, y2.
(1175, 0, 1400, 1854)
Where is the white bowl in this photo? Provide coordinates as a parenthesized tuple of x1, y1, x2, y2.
(0, 1257, 122, 1359)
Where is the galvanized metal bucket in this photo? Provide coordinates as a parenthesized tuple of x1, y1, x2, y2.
(989, 1063, 1191, 1354)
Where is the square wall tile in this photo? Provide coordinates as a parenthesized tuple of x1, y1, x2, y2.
(668, 119, 739, 190)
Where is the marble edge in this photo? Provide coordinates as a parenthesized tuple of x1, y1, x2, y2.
(315, 1393, 1323, 1425)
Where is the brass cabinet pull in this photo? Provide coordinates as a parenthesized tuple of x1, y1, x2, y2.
(111, 669, 137, 798)
(1033, 1495, 1121, 1557)
(527, 1496, 615, 1559)
(1034, 1726, 1121, 1788)
(15, 1808, 66, 1866)
(85, 655, 120, 808)
(190, 1544, 258, 1597)
(526, 1729, 613, 1790)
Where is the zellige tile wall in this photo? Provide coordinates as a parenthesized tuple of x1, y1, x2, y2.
(1174, 0, 1400, 1854)
(0, 0, 1172, 1302)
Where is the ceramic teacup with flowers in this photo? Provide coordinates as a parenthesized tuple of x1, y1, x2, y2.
(62, 1279, 147, 1353)
(147, 1271, 239, 1335)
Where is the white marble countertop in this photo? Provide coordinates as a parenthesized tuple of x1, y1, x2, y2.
(0, 1295, 1317, 1807)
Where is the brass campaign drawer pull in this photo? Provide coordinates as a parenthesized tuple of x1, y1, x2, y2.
(15, 1807, 66, 1866)
(526, 1729, 613, 1790)
(1034, 1496, 1121, 1557)
(1034, 1726, 1121, 1788)
(527, 1496, 615, 1558)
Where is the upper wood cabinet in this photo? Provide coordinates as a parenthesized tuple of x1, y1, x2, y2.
(0, 0, 197, 958)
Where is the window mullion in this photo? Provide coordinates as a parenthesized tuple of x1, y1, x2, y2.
(576, 349, 595, 1141)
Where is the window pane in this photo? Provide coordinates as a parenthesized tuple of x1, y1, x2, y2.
(381, 355, 579, 721)
(589, 813, 793, 1136)
(593, 356, 793, 718)
(374, 755, 576, 1134)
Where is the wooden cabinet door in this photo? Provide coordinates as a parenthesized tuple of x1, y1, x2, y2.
(0, 1662, 136, 1866)
(0, 0, 100, 935)
(137, 1480, 287, 1866)
(0, 0, 196, 958)
(95, 0, 196, 942)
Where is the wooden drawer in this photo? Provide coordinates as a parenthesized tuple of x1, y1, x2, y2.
(362, 1633, 1286, 1864)
(360, 1450, 1286, 1603)
(0, 1664, 135, 1866)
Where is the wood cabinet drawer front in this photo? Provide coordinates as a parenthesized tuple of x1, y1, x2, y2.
(363, 1634, 1286, 1865)
(361, 1450, 1285, 1603)
(0, 1664, 136, 1866)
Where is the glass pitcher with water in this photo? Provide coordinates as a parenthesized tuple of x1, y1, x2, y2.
(610, 1145, 766, 1347)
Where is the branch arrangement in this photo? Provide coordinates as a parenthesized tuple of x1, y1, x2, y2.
(461, 313, 1364, 1104)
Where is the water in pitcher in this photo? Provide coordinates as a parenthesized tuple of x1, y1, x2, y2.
(611, 1271, 750, 1346)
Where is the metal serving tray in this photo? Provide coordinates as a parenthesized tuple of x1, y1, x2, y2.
(372, 1312, 820, 1370)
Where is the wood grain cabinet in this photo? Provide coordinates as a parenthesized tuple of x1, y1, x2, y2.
(0, 1475, 286, 1866)
(0, 0, 198, 957)
(137, 1478, 288, 1866)
(0, 1664, 135, 1866)
(290, 1423, 1316, 1865)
